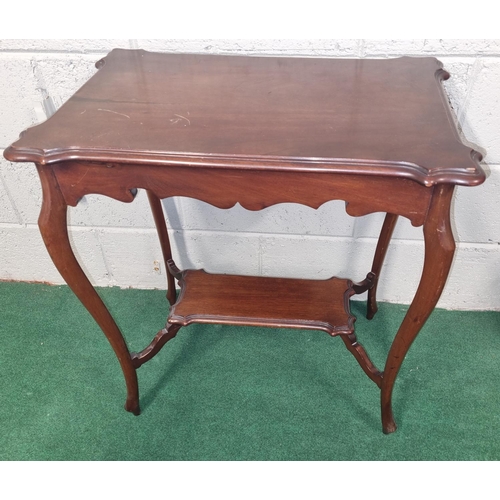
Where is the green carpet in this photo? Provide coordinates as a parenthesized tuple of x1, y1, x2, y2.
(1, 281, 499, 460)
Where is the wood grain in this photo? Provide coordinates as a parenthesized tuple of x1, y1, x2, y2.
(5, 50, 484, 187)
(169, 269, 357, 335)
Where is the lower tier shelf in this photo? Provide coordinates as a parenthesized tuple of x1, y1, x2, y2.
(168, 270, 357, 336)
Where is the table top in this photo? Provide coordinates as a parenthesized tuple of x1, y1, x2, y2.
(4, 49, 484, 187)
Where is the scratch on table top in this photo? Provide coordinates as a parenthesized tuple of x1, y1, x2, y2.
(170, 114, 191, 126)
(98, 108, 130, 119)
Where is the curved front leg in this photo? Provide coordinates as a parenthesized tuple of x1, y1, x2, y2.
(36, 165, 140, 415)
(381, 185, 455, 433)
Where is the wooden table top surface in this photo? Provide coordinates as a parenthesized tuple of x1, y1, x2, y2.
(4, 49, 484, 187)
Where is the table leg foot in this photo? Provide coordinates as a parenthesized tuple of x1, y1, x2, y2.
(382, 413, 397, 434)
(125, 398, 141, 416)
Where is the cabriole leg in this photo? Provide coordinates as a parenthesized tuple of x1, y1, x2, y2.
(36, 165, 140, 415)
(380, 185, 455, 433)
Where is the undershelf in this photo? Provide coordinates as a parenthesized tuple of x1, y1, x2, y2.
(168, 269, 357, 336)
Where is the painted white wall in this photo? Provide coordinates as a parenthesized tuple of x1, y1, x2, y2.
(1, 39, 499, 310)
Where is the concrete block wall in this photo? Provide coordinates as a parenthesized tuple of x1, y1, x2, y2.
(1, 39, 499, 309)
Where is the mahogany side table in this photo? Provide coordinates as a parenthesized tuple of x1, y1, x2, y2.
(4, 49, 485, 433)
